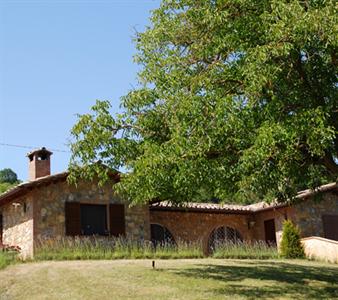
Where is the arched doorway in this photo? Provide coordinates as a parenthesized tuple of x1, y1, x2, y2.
(150, 223, 176, 247)
(208, 225, 243, 252)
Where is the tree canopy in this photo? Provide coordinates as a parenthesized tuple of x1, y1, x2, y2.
(0, 168, 18, 184)
(0, 168, 20, 194)
(70, 0, 337, 204)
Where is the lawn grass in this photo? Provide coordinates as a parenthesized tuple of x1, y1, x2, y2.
(0, 259, 337, 299)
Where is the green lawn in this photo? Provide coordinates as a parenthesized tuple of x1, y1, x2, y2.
(0, 259, 337, 299)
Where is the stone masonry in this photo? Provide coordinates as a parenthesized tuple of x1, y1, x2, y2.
(150, 210, 252, 253)
(0, 195, 34, 258)
(33, 180, 149, 242)
(150, 191, 338, 250)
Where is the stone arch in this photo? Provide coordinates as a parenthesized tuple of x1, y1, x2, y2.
(207, 225, 243, 253)
(150, 223, 176, 247)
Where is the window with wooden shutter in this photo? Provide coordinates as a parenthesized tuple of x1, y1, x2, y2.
(65, 202, 81, 236)
(109, 204, 125, 237)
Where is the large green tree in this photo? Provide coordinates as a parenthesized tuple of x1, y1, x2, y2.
(70, 0, 337, 204)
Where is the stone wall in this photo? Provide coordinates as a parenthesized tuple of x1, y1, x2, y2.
(252, 207, 291, 247)
(0, 195, 34, 258)
(33, 180, 150, 242)
(149, 209, 253, 253)
(292, 192, 338, 238)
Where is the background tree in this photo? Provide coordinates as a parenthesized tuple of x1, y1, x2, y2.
(0, 168, 18, 184)
(70, 0, 337, 204)
(0, 168, 20, 194)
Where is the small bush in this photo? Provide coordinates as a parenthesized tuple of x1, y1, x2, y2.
(212, 240, 278, 259)
(0, 245, 20, 269)
(280, 220, 305, 259)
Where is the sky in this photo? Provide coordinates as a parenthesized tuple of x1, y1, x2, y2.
(0, 0, 161, 181)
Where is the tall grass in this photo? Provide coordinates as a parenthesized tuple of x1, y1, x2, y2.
(35, 237, 278, 261)
(211, 240, 279, 259)
(34, 236, 204, 260)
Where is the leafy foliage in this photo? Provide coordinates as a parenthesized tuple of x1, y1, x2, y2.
(280, 220, 305, 259)
(0, 168, 20, 194)
(70, 0, 337, 204)
(0, 168, 18, 184)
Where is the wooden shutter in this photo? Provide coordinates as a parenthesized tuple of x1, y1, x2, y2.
(264, 219, 276, 244)
(65, 202, 81, 236)
(322, 215, 338, 241)
(109, 204, 125, 237)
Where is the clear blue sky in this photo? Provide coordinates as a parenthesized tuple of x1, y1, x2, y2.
(0, 0, 160, 181)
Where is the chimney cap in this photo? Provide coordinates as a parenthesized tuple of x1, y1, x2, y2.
(27, 147, 53, 160)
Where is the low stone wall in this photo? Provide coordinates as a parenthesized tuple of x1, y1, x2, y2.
(302, 236, 338, 263)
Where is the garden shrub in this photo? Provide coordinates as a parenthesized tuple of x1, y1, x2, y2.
(280, 220, 305, 259)
(0, 244, 20, 269)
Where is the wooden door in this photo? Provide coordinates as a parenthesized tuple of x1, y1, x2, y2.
(322, 215, 338, 241)
(264, 219, 276, 245)
(0, 214, 3, 245)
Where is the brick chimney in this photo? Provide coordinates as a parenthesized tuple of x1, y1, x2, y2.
(27, 147, 53, 181)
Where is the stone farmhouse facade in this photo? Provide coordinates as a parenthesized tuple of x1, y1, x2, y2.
(0, 148, 337, 258)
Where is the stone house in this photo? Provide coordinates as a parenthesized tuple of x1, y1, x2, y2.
(0, 148, 149, 258)
(0, 148, 337, 258)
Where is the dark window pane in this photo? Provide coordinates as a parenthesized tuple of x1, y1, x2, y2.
(81, 204, 107, 236)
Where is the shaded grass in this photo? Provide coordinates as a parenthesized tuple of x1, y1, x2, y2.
(0, 259, 337, 299)
(34, 236, 204, 260)
(167, 260, 338, 299)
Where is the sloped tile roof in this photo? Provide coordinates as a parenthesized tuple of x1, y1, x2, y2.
(0, 172, 69, 205)
(150, 182, 337, 213)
